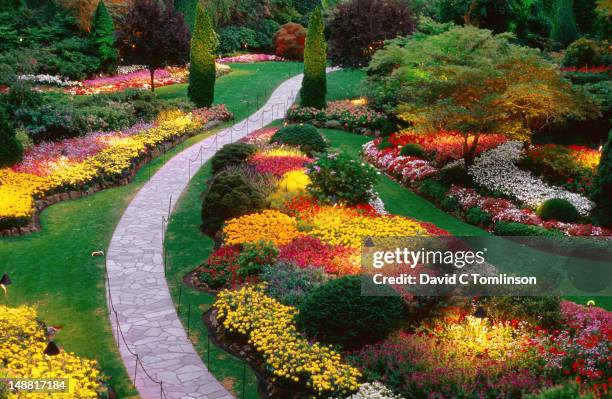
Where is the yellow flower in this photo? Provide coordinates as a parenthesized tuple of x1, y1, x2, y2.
(223, 210, 302, 246)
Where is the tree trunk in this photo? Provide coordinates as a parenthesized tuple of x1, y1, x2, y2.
(150, 68, 155, 92)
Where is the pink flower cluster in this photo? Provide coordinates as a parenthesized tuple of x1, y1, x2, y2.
(217, 54, 284, 63)
(362, 141, 438, 183)
(240, 127, 279, 145)
(278, 236, 359, 275)
(447, 185, 611, 237)
(389, 131, 508, 166)
(12, 123, 154, 177)
(560, 65, 610, 73)
(531, 301, 611, 396)
(68, 68, 186, 94)
(286, 100, 387, 132)
(191, 105, 233, 124)
(248, 153, 312, 177)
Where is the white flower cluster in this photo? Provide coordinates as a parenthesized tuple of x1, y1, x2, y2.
(468, 141, 593, 215)
(369, 191, 388, 215)
(117, 65, 148, 75)
(335, 382, 404, 399)
(362, 141, 438, 183)
(17, 74, 81, 87)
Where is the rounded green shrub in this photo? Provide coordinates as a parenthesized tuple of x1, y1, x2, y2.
(418, 178, 449, 203)
(537, 198, 580, 222)
(563, 38, 600, 67)
(465, 207, 492, 226)
(270, 124, 327, 155)
(201, 171, 266, 235)
(400, 143, 425, 157)
(0, 109, 22, 167)
(307, 152, 378, 205)
(211, 142, 257, 174)
(297, 276, 405, 349)
(590, 131, 612, 227)
(376, 139, 393, 151)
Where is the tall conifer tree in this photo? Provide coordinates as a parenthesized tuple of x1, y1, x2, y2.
(188, 2, 217, 107)
(301, 6, 327, 109)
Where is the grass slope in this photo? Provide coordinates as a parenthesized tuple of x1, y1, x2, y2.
(0, 61, 302, 397)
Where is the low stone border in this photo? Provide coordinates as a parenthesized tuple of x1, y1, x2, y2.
(0, 120, 221, 237)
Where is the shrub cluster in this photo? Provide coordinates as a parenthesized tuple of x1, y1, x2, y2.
(270, 124, 327, 155)
(537, 198, 580, 222)
(493, 221, 563, 237)
(261, 261, 329, 307)
(307, 152, 378, 205)
(211, 142, 257, 174)
(273, 23, 306, 60)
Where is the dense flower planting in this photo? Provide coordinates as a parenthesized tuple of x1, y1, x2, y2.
(222, 209, 303, 246)
(469, 141, 593, 215)
(286, 100, 387, 133)
(0, 106, 232, 230)
(518, 144, 601, 194)
(216, 54, 284, 63)
(351, 316, 551, 399)
(531, 301, 611, 397)
(388, 132, 508, 166)
(0, 305, 105, 398)
(239, 127, 279, 145)
(213, 285, 362, 396)
(448, 186, 611, 236)
(278, 236, 360, 275)
(248, 148, 312, 177)
(18, 74, 81, 87)
(363, 141, 439, 183)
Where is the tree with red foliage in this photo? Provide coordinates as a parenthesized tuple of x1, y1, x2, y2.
(329, 0, 415, 68)
(117, 0, 189, 91)
(273, 23, 307, 60)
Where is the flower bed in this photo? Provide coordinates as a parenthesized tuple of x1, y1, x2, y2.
(0, 105, 232, 234)
(362, 137, 609, 237)
(1, 305, 106, 397)
(67, 64, 230, 95)
(216, 54, 284, 63)
(517, 144, 600, 195)
(469, 141, 593, 215)
(213, 285, 362, 397)
(286, 100, 387, 134)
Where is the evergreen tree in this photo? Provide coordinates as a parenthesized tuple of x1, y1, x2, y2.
(91, 0, 118, 73)
(188, 3, 217, 107)
(590, 131, 612, 227)
(0, 107, 22, 167)
(300, 6, 327, 109)
(551, 0, 578, 48)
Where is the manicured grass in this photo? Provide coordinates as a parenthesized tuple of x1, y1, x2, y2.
(157, 61, 303, 121)
(0, 62, 302, 397)
(326, 69, 366, 101)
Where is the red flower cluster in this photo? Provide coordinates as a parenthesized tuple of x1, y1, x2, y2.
(197, 246, 243, 289)
(248, 153, 312, 177)
(278, 236, 358, 275)
(389, 131, 507, 166)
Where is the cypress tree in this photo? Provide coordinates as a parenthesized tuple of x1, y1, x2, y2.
(91, 0, 118, 73)
(188, 2, 217, 108)
(0, 108, 22, 167)
(301, 6, 327, 109)
(551, 0, 578, 48)
(590, 131, 612, 228)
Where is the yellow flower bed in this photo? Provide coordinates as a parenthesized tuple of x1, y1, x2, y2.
(223, 210, 302, 246)
(0, 305, 104, 398)
(214, 286, 361, 397)
(268, 170, 311, 208)
(0, 111, 200, 229)
(260, 147, 306, 157)
(309, 206, 430, 248)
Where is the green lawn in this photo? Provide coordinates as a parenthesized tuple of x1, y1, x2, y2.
(0, 61, 302, 397)
(326, 69, 366, 101)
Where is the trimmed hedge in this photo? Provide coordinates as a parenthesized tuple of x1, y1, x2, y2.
(537, 198, 580, 223)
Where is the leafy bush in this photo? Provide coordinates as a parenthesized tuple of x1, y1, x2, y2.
(329, 0, 415, 68)
(211, 142, 257, 174)
(465, 207, 492, 226)
(477, 296, 562, 329)
(201, 171, 266, 235)
(400, 143, 424, 157)
(307, 152, 378, 205)
(537, 198, 580, 222)
(261, 262, 329, 306)
(236, 240, 278, 278)
(0, 108, 22, 167)
(270, 124, 327, 155)
(218, 26, 259, 55)
(198, 246, 241, 289)
(273, 23, 306, 60)
(297, 276, 405, 349)
(563, 38, 601, 67)
(437, 165, 475, 187)
(494, 222, 564, 237)
(525, 383, 594, 399)
(247, 19, 280, 52)
(590, 131, 612, 227)
(418, 178, 449, 203)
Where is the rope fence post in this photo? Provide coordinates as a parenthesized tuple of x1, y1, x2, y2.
(187, 303, 191, 337)
(134, 354, 139, 384)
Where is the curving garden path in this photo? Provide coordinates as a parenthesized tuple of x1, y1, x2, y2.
(106, 71, 337, 399)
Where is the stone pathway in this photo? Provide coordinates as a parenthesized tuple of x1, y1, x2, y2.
(106, 73, 311, 399)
